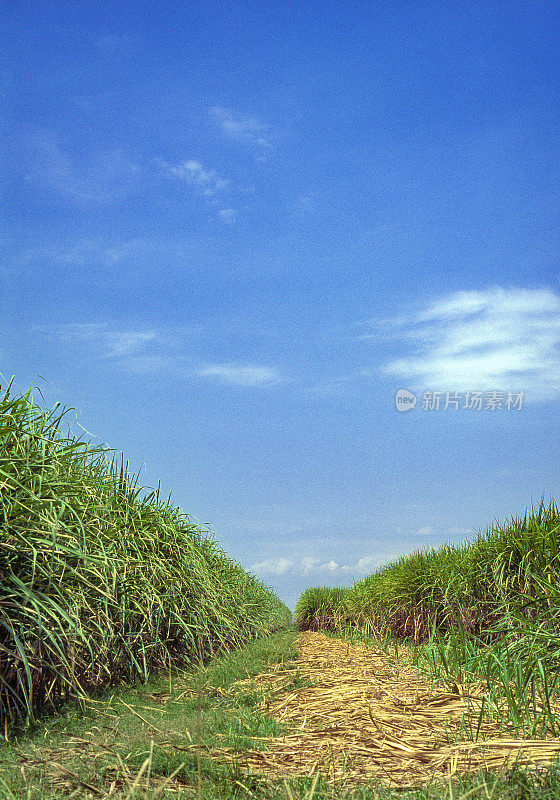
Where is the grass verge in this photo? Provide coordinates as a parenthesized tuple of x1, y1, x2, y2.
(2, 629, 560, 798)
(0, 630, 297, 798)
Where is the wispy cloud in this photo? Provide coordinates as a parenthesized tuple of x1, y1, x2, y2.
(301, 557, 320, 574)
(58, 322, 156, 358)
(198, 364, 281, 387)
(448, 526, 475, 537)
(53, 324, 283, 387)
(164, 159, 229, 196)
(159, 157, 235, 219)
(304, 376, 353, 398)
(379, 287, 560, 401)
(218, 208, 236, 223)
(20, 239, 102, 268)
(104, 239, 152, 267)
(211, 106, 271, 152)
(19, 236, 201, 270)
(24, 131, 139, 202)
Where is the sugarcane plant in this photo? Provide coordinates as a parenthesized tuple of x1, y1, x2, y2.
(0, 380, 291, 726)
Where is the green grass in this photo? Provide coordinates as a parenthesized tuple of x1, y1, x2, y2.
(344, 499, 560, 640)
(0, 380, 291, 727)
(294, 500, 560, 733)
(3, 628, 560, 800)
(0, 629, 298, 798)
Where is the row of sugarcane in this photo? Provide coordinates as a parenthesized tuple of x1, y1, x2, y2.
(295, 500, 560, 734)
(0, 381, 291, 725)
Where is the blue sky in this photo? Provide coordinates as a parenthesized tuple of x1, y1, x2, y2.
(2, 1, 559, 609)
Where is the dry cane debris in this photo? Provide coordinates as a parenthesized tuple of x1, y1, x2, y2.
(201, 631, 560, 788)
(11, 632, 560, 794)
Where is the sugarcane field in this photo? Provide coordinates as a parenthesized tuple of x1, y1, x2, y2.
(2, 384, 560, 799)
(4, 3, 560, 797)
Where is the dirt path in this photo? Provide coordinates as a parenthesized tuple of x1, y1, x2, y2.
(215, 631, 560, 788)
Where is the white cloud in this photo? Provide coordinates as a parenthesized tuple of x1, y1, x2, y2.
(59, 322, 156, 358)
(382, 287, 560, 401)
(164, 159, 229, 196)
(418, 289, 559, 322)
(448, 526, 475, 537)
(251, 557, 293, 576)
(355, 556, 377, 571)
(251, 554, 386, 579)
(340, 556, 381, 575)
(20, 239, 101, 267)
(289, 193, 322, 219)
(211, 106, 271, 149)
(301, 557, 320, 573)
(104, 239, 151, 267)
(51, 322, 286, 382)
(254, 557, 336, 578)
(218, 208, 236, 223)
(20, 236, 216, 272)
(198, 364, 281, 387)
(305, 376, 352, 398)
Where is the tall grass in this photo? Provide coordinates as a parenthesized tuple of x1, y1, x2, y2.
(294, 587, 347, 631)
(342, 501, 560, 640)
(294, 500, 560, 732)
(295, 501, 560, 641)
(0, 381, 291, 726)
